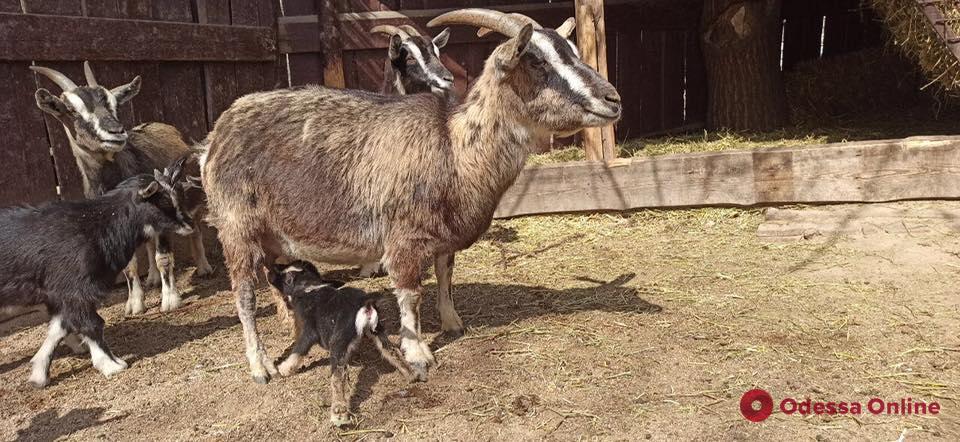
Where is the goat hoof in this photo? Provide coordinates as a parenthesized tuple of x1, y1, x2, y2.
(409, 362, 430, 382)
(195, 263, 215, 277)
(441, 327, 465, 339)
(329, 409, 351, 427)
(124, 302, 146, 316)
(27, 373, 49, 389)
(160, 296, 182, 312)
(252, 374, 271, 385)
(145, 273, 162, 288)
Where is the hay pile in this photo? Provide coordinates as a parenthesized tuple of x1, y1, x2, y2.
(870, 0, 960, 94)
(785, 46, 928, 124)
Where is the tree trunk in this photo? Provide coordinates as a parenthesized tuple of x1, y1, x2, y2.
(701, 0, 788, 131)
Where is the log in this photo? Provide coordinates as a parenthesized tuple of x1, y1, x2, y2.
(494, 136, 960, 218)
(575, 0, 616, 161)
(0, 12, 276, 61)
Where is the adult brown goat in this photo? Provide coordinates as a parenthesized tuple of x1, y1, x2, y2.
(201, 8, 621, 384)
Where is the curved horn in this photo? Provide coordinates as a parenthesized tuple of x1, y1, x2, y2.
(29, 65, 78, 92)
(398, 25, 422, 37)
(370, 24, 410, 39)
(428, 8, 538, 38)
(83, 61, 98, 87)
(555, 17, 576, 39)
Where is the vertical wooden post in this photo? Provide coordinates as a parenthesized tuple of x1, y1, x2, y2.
(323, 52, 346, 88)
(575, 0, 616, 162)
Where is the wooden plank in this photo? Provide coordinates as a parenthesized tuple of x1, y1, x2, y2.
(661, 31, 684, 131)
(0, 1, 20, 13)
(278, 1, 689, 53)
(640, 30, 663, 133)
(0, 12, 276, 61)
(493, 136, 960, 218)
(284, 0, 325, 87)
(20, 0, 81, 15)
(32, 62, 86, 201)
(199, 0, 239, 128)
(683, 30, 707, 126)
(0, 62, 59, 205)
(757, 206, 960, 242)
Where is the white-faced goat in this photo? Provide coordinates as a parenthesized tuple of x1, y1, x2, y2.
(0, 159, 194, 387)
(201, 8, 621, 384)
(370, 24, 454, 96)
(268, 261, 413, 426)
(32, 62, 212, 315)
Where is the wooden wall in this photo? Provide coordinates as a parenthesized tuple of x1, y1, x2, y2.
(0, 0, 892, 207)
(0, 0, 282, 206)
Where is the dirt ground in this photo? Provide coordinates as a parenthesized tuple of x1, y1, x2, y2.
(1, 202, 959, 441)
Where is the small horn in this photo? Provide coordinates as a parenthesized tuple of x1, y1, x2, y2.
(556, 17, 576, 39)
(370, 25, 410, 39)
(29, 65, 78, 92)
(398, 25, 422, 37)
(429, 8, 539, 38)
(83, 61, 98, 87)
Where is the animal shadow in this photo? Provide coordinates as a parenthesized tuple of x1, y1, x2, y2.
(14, 407, 125, 442)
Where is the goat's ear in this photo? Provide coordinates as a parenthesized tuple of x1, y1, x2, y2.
(138, 181, 159, 200)
(497, 24, 534, 72)
(432, 28, 450, 49)
(35, 89, 70, 117)
(111, 76, 141, 105)
(388, 34, 404, 61)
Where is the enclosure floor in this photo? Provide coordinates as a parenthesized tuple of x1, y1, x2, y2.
(2, 202, 959, 441)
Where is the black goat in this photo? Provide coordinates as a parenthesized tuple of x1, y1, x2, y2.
(268, 261, 413, 427)
(0, 159, 194, 387)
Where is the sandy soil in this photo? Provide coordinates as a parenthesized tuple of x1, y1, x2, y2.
(1, 203, 959, 441)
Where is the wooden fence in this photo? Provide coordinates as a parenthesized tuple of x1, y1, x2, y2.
(1, 0, 889, 207)
(0, 0, 282, 206)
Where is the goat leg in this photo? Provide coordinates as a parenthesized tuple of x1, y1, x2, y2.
(73, 308, 127, 378)
(144, 240, 162, 288)
(434, 253, 464, 336)
(369, 329, 415, 382)
(190, 229, 215, 277)
(156, 235, 182, 312)
(123, 255, 146, 316)
(28, 314, 68, 388)
(278, 326, 315, 377)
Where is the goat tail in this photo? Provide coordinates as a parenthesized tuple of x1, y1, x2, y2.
(355, 297, 381, 336)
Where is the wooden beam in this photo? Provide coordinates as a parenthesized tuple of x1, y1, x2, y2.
(278, 0, 700, 54)
(575, 0, 616, 161)
(494, 136, 960, 218)
(0, 12, 276, 61)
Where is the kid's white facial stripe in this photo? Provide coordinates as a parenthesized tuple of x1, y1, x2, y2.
(403, 41, 449, 86)
(64, 92, 91, 119)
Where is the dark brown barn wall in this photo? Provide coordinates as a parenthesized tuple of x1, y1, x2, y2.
(0, 0, 281, 206)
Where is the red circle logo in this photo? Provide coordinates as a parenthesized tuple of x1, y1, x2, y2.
(740, 389, 773, 422)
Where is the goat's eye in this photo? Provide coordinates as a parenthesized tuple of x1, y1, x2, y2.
(406, 57, 418, 66)
(531, 58, 548, 68)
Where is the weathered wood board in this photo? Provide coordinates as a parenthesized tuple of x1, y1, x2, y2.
(757, 205, 960, 242)
(494, 136, 960, 218)
(0, 12, 275, 61)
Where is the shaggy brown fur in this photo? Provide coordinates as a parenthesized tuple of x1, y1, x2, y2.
(202, 10, 621, 384)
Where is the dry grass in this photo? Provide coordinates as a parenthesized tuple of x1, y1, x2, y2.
(870, 0, 960, 95)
